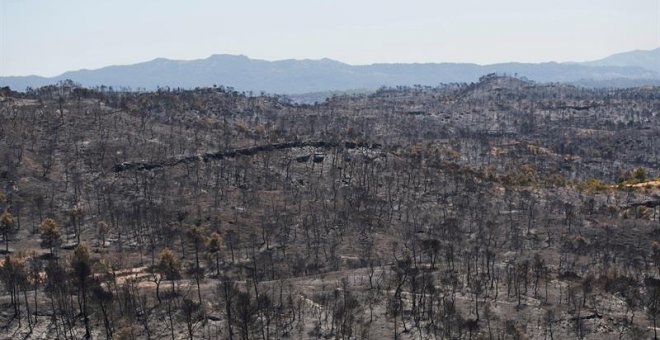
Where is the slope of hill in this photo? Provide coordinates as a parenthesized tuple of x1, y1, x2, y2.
(1, 76, 659, 339)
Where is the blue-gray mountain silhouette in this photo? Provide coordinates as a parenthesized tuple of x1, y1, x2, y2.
(2, 48, 660, 93)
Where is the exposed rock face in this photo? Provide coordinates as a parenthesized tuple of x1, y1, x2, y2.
(296, 155, 311, 163)
(114, 140, 378, 172)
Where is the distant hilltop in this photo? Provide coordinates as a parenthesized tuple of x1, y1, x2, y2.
(2, 48, 660, 94)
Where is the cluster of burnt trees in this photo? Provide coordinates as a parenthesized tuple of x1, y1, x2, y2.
(0, 77, 659, 338)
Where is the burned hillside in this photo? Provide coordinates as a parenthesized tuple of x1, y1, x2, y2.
(0, 76, 659, 339)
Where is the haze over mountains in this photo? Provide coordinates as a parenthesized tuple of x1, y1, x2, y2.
(2, 48, 660, 94)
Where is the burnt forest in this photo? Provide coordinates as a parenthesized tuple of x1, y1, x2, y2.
(0, 74, 660, 339)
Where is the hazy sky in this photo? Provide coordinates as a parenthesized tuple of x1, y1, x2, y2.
(1, 0, 658, 76)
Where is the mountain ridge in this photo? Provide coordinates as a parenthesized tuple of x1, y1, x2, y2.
(2, 48, 660, 94)
(585, 47, 660, 73)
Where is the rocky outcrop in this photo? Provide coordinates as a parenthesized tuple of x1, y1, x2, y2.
(114, 140, 379, 172)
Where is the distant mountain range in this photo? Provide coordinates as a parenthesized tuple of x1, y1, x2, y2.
(2, 48, 660, 94)
(584, 48, 660, 73)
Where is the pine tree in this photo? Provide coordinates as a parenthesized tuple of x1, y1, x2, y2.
(40, 218, 62, 255)
(207, 232, 223, 276)
(70, 243, 93, 338)
(0, 210, 16, 252)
